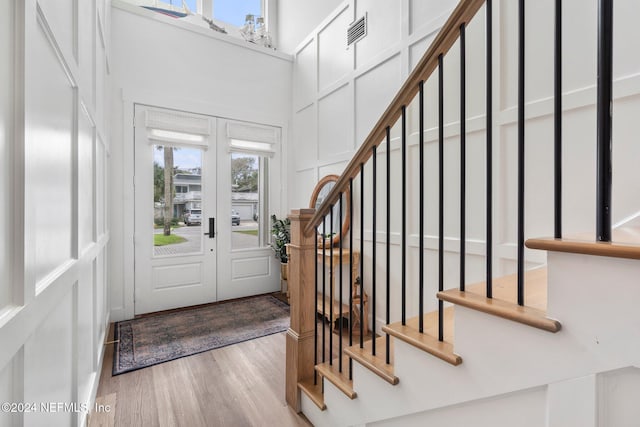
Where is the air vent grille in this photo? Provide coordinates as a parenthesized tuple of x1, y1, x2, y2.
(347, 14, 367, 46)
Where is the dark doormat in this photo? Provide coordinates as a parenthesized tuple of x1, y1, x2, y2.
(113, 294, 290, 375)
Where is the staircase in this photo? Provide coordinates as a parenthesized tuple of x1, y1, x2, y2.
(285, 0, 640, 425)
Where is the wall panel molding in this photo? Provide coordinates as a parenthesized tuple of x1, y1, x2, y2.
(0, 233, 110, 370)
(317, 4, 353, 92)
(97, 8, 106, 50)
(36, 3, 78, 88)
(72, 0, 79, 62)
(318, 83, 353, 162)
(498, 72, 640, 125)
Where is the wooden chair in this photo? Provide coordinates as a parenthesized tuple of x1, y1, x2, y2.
(347, 277, 368, 335)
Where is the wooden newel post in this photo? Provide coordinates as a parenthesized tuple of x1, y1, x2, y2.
(285, 208, 317, 412)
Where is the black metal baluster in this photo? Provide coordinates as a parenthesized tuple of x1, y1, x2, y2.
(385, 126, 391, 364)
(360, 164, 365, 347)
(438, 54, 445, 342)
(349, 178, 354, 379)
(597, 0, 613, 242)
(314, 232, 318, 384)
(460, 23, 467, 291)
(329, 205, 334, 364)
(419, 81, 425, 333)
(517, 0, 525, 306)
(339, 195, 344, 373)
(401, 105, 407, 326)
(322, 217, 327, 363)
(372, 146, 377, 354)
(554, 0, 563, 239)
(486, 0, 493, 299)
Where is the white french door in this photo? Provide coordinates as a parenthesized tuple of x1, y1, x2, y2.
(215, 118, 281, 301)
(133, 105, 217, 314)
(133, 106, 281, 315)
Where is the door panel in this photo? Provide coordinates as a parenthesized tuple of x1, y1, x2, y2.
(216, 119, 280, 300)
(134, 105, 216, 315)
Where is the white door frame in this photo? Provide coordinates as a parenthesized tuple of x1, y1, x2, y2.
(131, 106, 283, 315)
(113, 90, 289, 322)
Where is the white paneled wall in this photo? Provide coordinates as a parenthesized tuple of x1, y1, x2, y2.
(409, 0, 458, 37)
(76, 265, 95, 411)
(23, 292, 75, 426)
(26, 11, 75, 285)
(94, 253, 108, 369)
(318, 85, 352, 161)
(290, 0, 459, 211)
(294, 39, 317, 111)
(0, 0, 15, 313)
(290, 0, 640, 330)
(78, 105, 95, 254)
(0, 0, 111, 426)
(318, 6, 351, 91)
(354, 54, 401, 143)
(598, 368, 640, 427)
(354, 0, 402, 70)
(276, 0, 345, 54)
(0, 359, 15, 427)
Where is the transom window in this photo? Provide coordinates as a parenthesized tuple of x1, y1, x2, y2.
(151, 0, 265, 29)
(136, 0, 269, 44)
(213, 0, 262, 28)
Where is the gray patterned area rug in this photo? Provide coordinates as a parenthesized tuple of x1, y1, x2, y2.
(112, 294, 290, 375)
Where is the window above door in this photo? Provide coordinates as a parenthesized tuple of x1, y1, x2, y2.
(212, 0, 262, 28)
(123, 0, 272, 47)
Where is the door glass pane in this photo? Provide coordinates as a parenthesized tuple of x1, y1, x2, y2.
(153, 145, 203, 256)
(231, 152, 264, 250)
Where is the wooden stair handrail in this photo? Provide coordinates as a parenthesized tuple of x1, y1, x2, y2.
(305, 0, 486, 235)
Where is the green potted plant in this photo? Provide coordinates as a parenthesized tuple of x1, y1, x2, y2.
(270, 214, 291, 280)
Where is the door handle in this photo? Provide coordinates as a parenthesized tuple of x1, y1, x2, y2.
(204, 217, 215, 238)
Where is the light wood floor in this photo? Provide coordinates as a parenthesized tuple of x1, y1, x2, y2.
(92, 324, 312, 427)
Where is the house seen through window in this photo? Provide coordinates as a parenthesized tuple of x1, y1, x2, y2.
(231, 152, 266, 251)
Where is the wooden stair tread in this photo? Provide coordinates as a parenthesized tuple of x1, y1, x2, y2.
(382, 307, 462, 366)
(404, 306, 455, 340)
(465, 267, 548, 311)
(564, 226, 640, 245)
(344, 336, 399, 385)
(526, 237, 640, 255)
(438, 289, 560, 332)
(526, 229, 640, 260)
(438, 268, 560, 333)
(298, 379, 326, 410)
(315, 356, 357, 399)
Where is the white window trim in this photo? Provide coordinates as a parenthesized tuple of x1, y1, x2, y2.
(150, 0, 269, 41)
(112, 0, 287, 59)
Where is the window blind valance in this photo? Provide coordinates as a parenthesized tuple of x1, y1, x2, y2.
(145, 109, 211, 149)
(227, 122, 279, 156)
